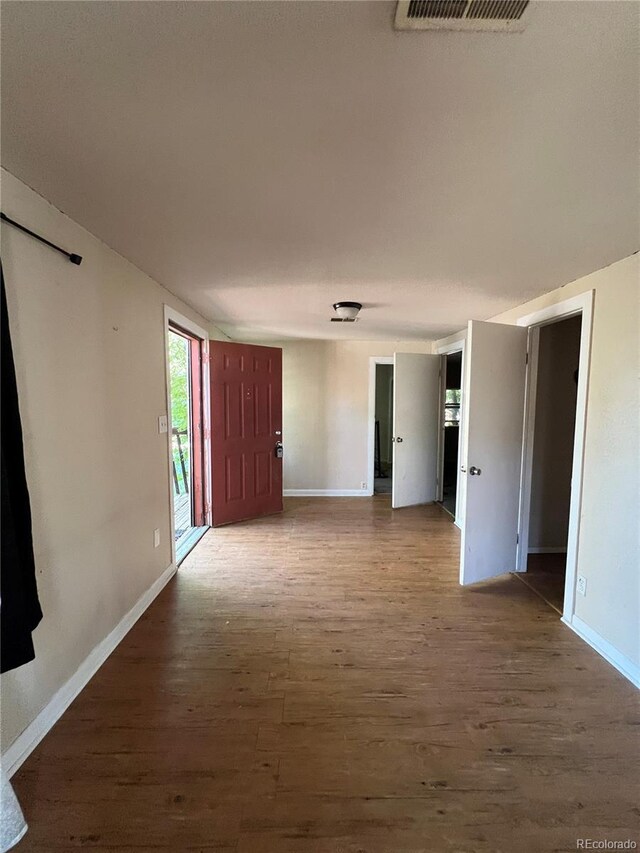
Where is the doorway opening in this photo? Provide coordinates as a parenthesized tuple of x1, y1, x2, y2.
(516, 314, 582, 613)
(438, 350, 462, 518)
(168, 323, 208, 562)
(374, 363, 394, 495)
(368, 353, 440, 507)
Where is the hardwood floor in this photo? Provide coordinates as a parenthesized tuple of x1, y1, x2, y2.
(11, 498, 639, 852)
(516, 552, 567, 614)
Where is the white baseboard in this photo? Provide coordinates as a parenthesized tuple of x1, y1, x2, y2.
(563, 614, 640, 689)
(283, 489, 369, 497)
(2, 562, 177, 778)
(528, 547, 568, 554)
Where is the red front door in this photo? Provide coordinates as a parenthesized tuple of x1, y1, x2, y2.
(210, 341, 283, 526)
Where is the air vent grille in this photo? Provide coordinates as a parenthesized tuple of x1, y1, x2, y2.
(396, 0, 529, 30)
(407, 1, 467, 18)
(467, 0, 528, 19)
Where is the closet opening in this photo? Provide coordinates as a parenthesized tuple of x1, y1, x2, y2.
(517, 314, 582, 613)
(438, 350, 462, 519)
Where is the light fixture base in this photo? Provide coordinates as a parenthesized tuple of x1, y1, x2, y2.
(332, 301, 362, 321)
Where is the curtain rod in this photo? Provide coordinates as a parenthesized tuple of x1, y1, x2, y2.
(0, 212, 82, 265)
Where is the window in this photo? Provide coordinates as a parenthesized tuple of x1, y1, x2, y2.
(444, 388, 461, 427)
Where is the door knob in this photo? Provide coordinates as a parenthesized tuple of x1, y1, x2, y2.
(395, 437, 403, 443)
(469, 466, 481, 476)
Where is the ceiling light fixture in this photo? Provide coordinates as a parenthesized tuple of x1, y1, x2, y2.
(331, 301, 362, 322)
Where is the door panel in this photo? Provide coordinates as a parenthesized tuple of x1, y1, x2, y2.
(189, 338, 205, 527)
(392, 353, 441, 509)
(210, 341, 283, 526)
(460, 321, 528, 585)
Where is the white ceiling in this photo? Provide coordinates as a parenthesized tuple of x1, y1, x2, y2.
(2, 1, 638, 341)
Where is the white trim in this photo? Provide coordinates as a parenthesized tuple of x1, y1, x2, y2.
(284, 489, 370, 497)
(163, 305, 208, 341)
(515, 290, 594, 625)
(515, 326, 540, 572)
(517, 293, 588, 330)
(563, 615, 640, 689)
(2, 562, 177, 778)
(436, 356, 446, 503)
(527, 547, 567, 555)
(367, 357, 394, 498)
(435, 337, 466, 356)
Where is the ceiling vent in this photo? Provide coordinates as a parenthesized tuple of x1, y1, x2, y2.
(395, 0, 530, 32)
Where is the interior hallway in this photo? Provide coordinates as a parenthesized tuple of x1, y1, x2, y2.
(11, 498, 639, 852)
(517, 553, 568, 614)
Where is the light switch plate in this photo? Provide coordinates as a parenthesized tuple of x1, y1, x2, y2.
(158, 415, 168, 434)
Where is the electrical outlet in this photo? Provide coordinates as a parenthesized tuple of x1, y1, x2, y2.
(154, 528, 160, 548)
(158, 415, 168, 434)
(361, 481, 367, 490)
(577, 575, 587, 596)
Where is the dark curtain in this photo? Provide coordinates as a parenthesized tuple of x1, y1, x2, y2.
(1, 264, 43, 673)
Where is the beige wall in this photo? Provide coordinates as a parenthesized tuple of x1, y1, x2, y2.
(276, 340, 432, 492)
(2, 160, 637, 758)
(0, 170, 224, 754)
(436, 253, 640, 667)
(529, 316, 582, 549)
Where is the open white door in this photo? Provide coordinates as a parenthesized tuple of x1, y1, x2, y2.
(392, 353, 441, 509)
(460, 321, 528, 585)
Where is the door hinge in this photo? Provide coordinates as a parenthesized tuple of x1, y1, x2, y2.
(516, 533, 519, 544)
(525, 352, 529, 365)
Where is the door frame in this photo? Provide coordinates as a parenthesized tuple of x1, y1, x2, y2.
(515, 290, 594, 624)
(163, 306, 211, 566)
(367, 356, 394, 496)
(435, 337, 466, 528)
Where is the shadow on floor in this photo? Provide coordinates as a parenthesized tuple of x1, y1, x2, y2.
(374, 476, 391, 494)
(515, 552, 566, 614)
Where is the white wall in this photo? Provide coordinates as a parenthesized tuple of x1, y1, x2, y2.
(275, 340, 432, 493)
(529, 316, 582, 550)
(436, 253, 640, 669)
(0, 170, 225, 755)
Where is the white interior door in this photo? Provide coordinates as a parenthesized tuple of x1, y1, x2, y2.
(460, 321, 528, 584)
(392, 353, 441, 509)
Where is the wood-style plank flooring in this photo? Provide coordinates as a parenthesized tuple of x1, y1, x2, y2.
(517, 552, 567, 614)
(12, 498, 640, 852)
